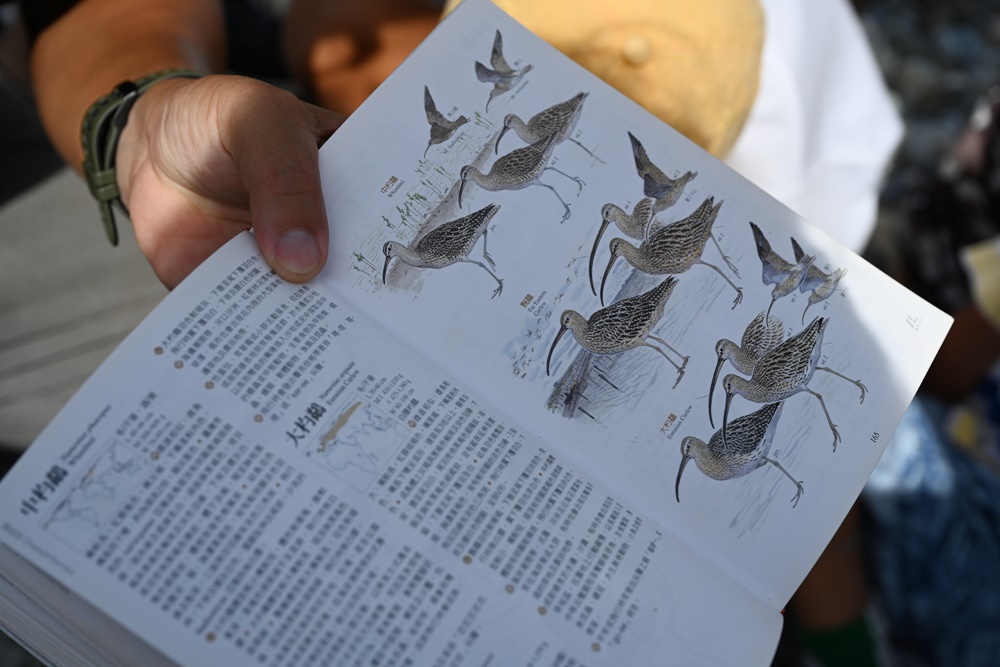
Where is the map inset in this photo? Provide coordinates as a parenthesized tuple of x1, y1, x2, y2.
(304, 396, 409, 491)
(43, 439, 148, 552)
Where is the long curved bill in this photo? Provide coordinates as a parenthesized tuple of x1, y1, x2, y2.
(708, 356, 725, 428)
(382, 255, 392, 285)
(494, 126, 511, 154)
(801, 301, 812, 326)
(675, 454, 690, 502)
(722, 391, 734, 447)
(459, 178, 467, 208)
(599, 251, 619, 307)
(546, 325, 568, 376)
(588, 218, 611, 296)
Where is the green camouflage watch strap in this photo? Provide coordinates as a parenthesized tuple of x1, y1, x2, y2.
(81, 68, 204, 245)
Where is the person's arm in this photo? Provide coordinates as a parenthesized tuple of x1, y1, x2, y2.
(29, 0, 345, 288)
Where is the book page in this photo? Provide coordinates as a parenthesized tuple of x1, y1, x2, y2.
(314, 0, 952, 607)
(0, 234, 780, 666)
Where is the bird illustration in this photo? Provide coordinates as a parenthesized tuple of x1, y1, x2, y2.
(423, 86, 468, 159)
(494, 92, 597, 158)
(475, 30, 533, 112)
(628, 132, 698, 213)
(749, 222, 816, 318)
(721, 317, 868, 451)
(546, 277, 688, 388)
(382, 203, 504, 298)
(676, 402, 804, 508)
(459, 134, 581, 223)
(790, 238, 848, 324)
(709, 311, 785, 427)
(599, 196, 743, 308)
(587, 198, 656, 294)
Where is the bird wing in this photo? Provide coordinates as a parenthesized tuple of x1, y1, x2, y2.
(424, 86, 448, 126)
(530, 93, 587, 139)
(475, 60, 504, 84)
(493, 134, 555, 182)
(490, 30, 513, 73)
(752, 318, 824, 387)
(750, 222, 794, 284)
(710, 402, 781, 456)
(741, 313, 785, 361)
(798, 263, 830, 293)
(790, 237, 806, 263)
(644, 204, 714, 260)
(628, 132, 669, 189)
(414, 205, 497, 258)
(588, 279, 676, 342)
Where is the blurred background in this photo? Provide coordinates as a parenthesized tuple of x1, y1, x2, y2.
(2, 0, 1000, 665)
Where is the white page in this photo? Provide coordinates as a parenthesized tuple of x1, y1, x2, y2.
(315, 0, 952, 607)
(0, 232, 781, 665)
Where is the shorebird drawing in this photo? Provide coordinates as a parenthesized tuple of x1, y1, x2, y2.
(382, 203, 504, 298)
(599, 196, 743, 308)
(790, 238, 848, 324)
(423, 86, 468, 159)
(459, 134, 582, 223)
(475, 30, 533, 112)
(676, 402, 804, 508)
(494, 92, 597, 159)
(587, 198, 655, 294)
(721, 317, 868, 451)
(709, 311, 785, 427)
(628, 132, 698, 214)
(749, 222, 815, 318)
(546, 277, 688, 388)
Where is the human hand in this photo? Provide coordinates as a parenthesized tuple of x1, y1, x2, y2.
(116, 74, 346, 289)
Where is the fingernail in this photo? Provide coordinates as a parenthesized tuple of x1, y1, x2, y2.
(275, 229, 321, 276)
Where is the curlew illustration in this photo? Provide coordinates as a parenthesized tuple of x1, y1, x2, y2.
(423, 86, 469, 159)
(709, 311, 785, 427)
(676, 402, 804, 508)
(749, 222, 815, 318)
(494, 92, 597, 158)
(588, 198, 655, 295)
(790, 238, 848, 324)
(459, 134, 582, 223)
(382, 203, 504, 298)
(475, 30, 533, 112)
(546, 277, 688, 388)
(628, 132, 698, 214)
(721, 317, 868, 451)
(599, 196, 743, 308)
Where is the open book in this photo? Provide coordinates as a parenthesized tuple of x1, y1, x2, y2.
(0, 1, 951, 665)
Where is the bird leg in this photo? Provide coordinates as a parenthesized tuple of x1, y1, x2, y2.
(803, 387, 841, 451)
(816, 366, 868, 403)
(647, 335, 690, 370)
(542, 166, 586, 195)
(531, 182, 572, 223)
(698, 260, 744, 309)
(639, 341, 685, 388)
(461, 259, 504, 299)
(480, 228, 496, 270)
(763, 457, 805, 507)
(710, 232, 741, 278)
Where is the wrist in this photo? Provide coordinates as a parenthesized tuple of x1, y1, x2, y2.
(81, 69, 205, 244)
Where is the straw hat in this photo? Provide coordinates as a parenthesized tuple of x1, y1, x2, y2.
(443, 0, 764, 157)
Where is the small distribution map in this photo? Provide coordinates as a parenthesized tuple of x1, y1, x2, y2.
(43, 439, 148, 552)
(304, 395, 409, 491)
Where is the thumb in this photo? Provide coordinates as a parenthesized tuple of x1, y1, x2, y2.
(224, 84, 345, 282)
